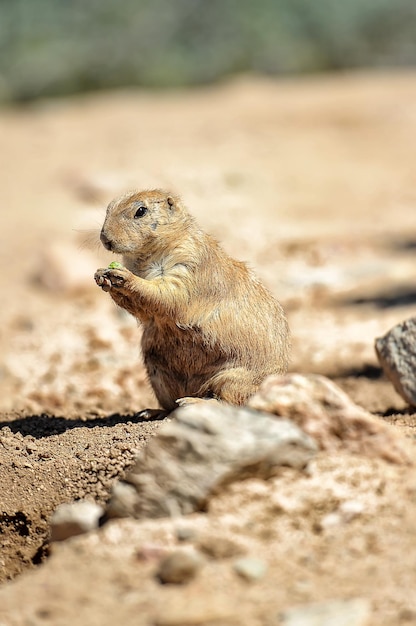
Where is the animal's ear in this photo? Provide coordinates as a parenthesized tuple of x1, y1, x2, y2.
(166, 194, 183, 212)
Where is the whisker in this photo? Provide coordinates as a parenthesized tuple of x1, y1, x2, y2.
(73, 228, 102, 252)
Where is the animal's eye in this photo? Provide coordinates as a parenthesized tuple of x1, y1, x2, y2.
(134, 205, 147, 219)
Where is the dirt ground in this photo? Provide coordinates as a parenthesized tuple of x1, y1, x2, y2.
(1, 71, 416, 625)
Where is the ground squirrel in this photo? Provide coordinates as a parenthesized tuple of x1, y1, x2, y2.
(94, 189, 289, 411)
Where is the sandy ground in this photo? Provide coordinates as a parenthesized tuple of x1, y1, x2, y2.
(1, 71, 416, 625)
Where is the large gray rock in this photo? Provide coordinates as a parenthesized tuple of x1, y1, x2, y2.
(105, 403, 316, 520)
(249, 373, 410, 465)
(375, 318, 416, 407)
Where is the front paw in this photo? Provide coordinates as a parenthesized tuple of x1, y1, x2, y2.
(94, 267, 130, 292)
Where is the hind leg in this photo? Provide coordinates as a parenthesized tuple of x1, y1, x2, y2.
(199, 367, 262, 406)
(176, 396, 220, 408)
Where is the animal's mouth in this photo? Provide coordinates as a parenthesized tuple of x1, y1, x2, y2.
(100, 233, 129, 255)
(100, 231, 114, 251)
(99, 230, 140, 256)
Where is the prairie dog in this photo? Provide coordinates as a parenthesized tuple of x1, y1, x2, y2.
(94, 189, 289, 410)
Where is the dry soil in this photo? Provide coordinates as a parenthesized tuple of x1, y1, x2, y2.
(1, 72, 416, 625)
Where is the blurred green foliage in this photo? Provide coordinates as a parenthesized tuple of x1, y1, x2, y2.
(0, 0, 415, 101)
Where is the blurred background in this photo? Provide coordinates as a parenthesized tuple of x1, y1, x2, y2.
(1, 0, 416, 102)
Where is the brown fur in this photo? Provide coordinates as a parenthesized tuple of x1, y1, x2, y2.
(95, 189, 290, 410)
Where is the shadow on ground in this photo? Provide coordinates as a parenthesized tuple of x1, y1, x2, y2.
(342, 286, 416, 310)
(0, 411, 167, 439)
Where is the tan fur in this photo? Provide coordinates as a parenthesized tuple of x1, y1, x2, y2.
(95, 189, 290, 410)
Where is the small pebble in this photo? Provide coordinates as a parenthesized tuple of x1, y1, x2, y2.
(50, 501, 104, 542)
(157, 548, 204, 584)
(197, 534, 245, 559)
(233, 557, 267, 581)
(339, 500, 365, 521)
(319, 512, 342, 531)
(175, 526, 197, 542)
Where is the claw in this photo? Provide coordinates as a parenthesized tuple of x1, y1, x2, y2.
(94, 268, 126, 291)
(101, 278, 112, 292)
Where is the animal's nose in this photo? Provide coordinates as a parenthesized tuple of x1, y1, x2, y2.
(100, 231, 113, 251)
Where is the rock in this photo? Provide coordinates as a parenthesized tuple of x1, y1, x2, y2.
(157, 548, 204, 584)
(233, 557, 267, 581)
(281, 598, 371, 626)
(375, 318, 416, 406)
(249, 374, 410, 465)
(197, 534, 246, 559)
(338, 499, 365, 521)
(50, 501, 104, 542)
(136, 543, 168, 562)
(105, 481, 139, 520)
(319, 500, 365, 531)
(105, 403, 316, 520)
(175, 525, 197, 542)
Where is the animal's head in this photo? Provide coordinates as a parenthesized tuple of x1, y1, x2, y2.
(100, 189, 189, 257)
